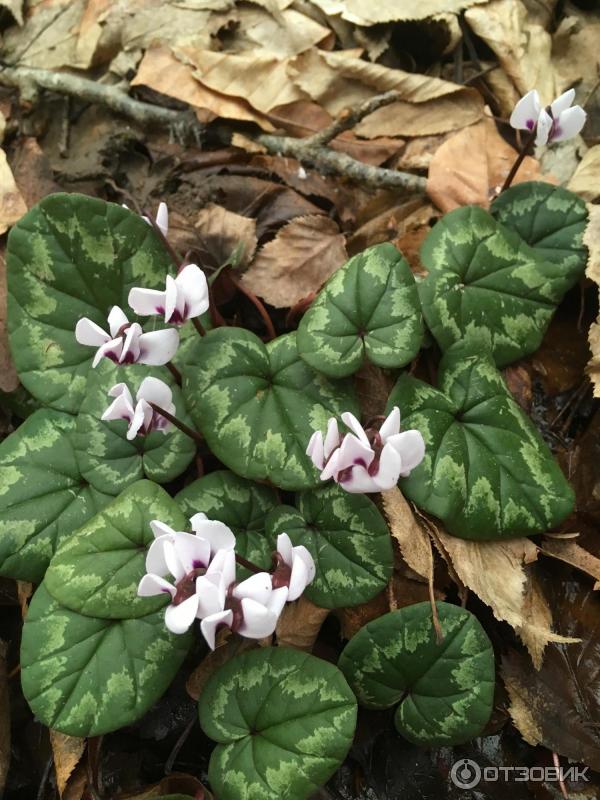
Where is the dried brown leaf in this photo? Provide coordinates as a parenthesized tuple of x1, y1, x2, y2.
(335, 591, 389, 640)
(567, 145, 600, 202)
(124, 772, 213, 800)
(0, 0, 23, 25)
(427, 118, 552, 213)
(276, 596, 329, 650)
(0, 149, 27, 235)
(11, 137, 61, 207)
(186, 636, 258, 701)
(50, 730, 86, 798)
(305, 0, 489, 24)
(585, 205, 600, 396)
(16, 581, 33, 619)
(242, 214, 347, 307)
(195, 204, 257, 269)
(540, 538, 600, 590)
(381, 487, 433, 582)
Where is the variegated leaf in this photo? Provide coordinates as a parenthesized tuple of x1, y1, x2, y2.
(45, 480, 186, 619)
(0, 409, 111, 582)
(418, 205, 583, 367)
(176, 470, 277, 577)
(491, 181, 588, 272)
(199, 647, 357, 800)
(296, 243, 423, 378)
(21, 582, 191, 737)
(182, 329, 359, 490)
(387, 341, 574, 539)
(265, 483, 393, 608)
(338, 602, 494, 746)
(7, 193, 173, 413)
(74, 361, 196, 495)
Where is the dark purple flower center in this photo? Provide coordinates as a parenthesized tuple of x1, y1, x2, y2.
(271, 553, 292, 590)
(172, 566, 207, 605)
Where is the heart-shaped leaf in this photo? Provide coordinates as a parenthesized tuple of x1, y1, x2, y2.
(296, 243, 423, 378)
(0, 409, 112, 582)
(265, 483, 393, 608)
(45, 480, 187, 619)
(7, 193, 173, 413)
(491, 181, 588, 272)
(418, 205, 581, 367)
(199, 647, 357, 800)
(74, 361, 196, 495)
(338, 602, 494, 746)
(21, 582, 191, 737)
(182, 329, 359, 490)
(176, 470, 278, 574)
(386, 341, 574, 539)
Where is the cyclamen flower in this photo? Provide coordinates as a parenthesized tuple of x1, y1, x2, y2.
(101, 377, 175, 440)
(510, 88, 586, 146)
(75, 305, 179, 367)
(271, 533, 315, 601)
(128, 264, 209, 325)
(122, 201, 169, 237)
(307, 407, 425, 493)
(138, 519, 236, 635)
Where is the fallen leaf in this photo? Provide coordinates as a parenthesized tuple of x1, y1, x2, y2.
(305, 0, 489, 24)
(0, 0, 23, 25)
(10, 137, 61, 207)
(465, 0, 557, 102)
(502, 364, 532, 411)
(532, 308, 591, 396)
(195, 204, 258, 269)
(584, 205, 600, 396)
(572, 408, 600, 530)
(0, 641, 9, 797)
(276, 595, 329, 650)
(430, 525, 576, 667)
(242, 214, 347, 307)
(0, 248, 19, 394)
(50, 731, 86, 798)
(540, 538, 600, 590)
(186, 637, 258, 701)
(124, 772, 213, 800)
(427, 117, 552, 212)
(62, 762, 87, 800)
(381, 487, 433, 582)
(0, 149, 27, 234)
(502, 579, 600, 769)
(346, 196, 426, 254)
(336, 591, 389, 640)
(568, 145, 600, 202)
(16, 580, 32, 618)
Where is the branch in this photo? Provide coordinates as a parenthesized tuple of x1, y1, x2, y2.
(0, 65, 427, 194)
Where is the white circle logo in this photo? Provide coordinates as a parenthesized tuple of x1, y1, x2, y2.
(450, 758, 482, 789)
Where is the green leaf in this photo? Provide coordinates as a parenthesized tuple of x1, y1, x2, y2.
(45, 480, 187, 619)
(199, 647, 357, 800)
(7, 193, 173, 413)
(338, 602, 494, 746)
(296, 243, 423, 378)
(176, 470, 278, 575)
(182, 328, 359, 490)
(418, 205, 581, 367)
(491, 181, 588, 273)
(21, 582, 191, 737)
(0, 409, 112, 582)
(74, 361, 196, 495)
(386, 341, 574, 539)
(265, 483, 393, 608)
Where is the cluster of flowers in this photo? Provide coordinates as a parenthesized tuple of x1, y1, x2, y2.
(137, 513, 315, 648)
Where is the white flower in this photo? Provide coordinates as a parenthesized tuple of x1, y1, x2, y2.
(128, 264, 209, 325)
(307, 407, 425, 493)
(138, 518, 236, 635)
(101, 376, 175, 440)
(75, 305, 179, 367)
(510, 88, 586, 146)
(123, 201, 169, 237)
(272, 533, 315, 601)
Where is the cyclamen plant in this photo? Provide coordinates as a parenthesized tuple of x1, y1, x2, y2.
(1, 84, 588, 800)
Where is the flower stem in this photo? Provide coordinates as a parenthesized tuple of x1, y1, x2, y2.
(149, 402, 203, 444)
(500, 127, 537, 192)
(192, 317, 206, 337)
(235, 554, 264, 574)
(166, 360, 182, 383)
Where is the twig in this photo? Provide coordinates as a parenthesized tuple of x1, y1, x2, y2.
(0, 65, 426, 194)
(552, 751, 569, 800)
(227, 271, 277, 340)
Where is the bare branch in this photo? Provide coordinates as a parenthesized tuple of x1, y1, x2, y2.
(302, 89, 403, 147)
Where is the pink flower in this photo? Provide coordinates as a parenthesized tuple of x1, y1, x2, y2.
(101, 377, 174, 440)
(128, 264, 209, 325)
(307, 407, 425, 493)
(271, 533, 315, 601)
(510, 88, 586, 146)
(75, 305, 179, 367)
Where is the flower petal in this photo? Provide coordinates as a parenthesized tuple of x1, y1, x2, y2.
(267, 586, 289, 616)
(535, 108, 553, 145)
(233, 572, 273, 605)
(164, 594, 199, 634)
(138, 573, 174, 598)
(75, 318, 109, 346)
(287, 555, 310, 601)
(107, 306, 129, 337)
(324, 418, 341, 459)
(336, 433, 374, 472)
(338, 465, 378, 493)
(119, 322, 142, 364)
(150, 520, 176, 539)
(156, 201, 169, 237)
(387, 430, 426, 476)
(553, 105, 586, 142)
(379, 406, 400, 441)
(341, 411, 369, 445)
(372, 444, 402, 490)
(276, 532, 294, 567)
(550, 88, 575, 117)
(137, 328, 179, 366)
(510, 89, 541, 130)
(164, 275, 180, 324)
(195, 574, 227, 617)
(320, 448, 341, 481)
(128, 287, 167, 317)
(145, 535, 171, 575)
(306, 430, 325, 470)
(201, 609, 233, 650)
(164, 539, 186, 582)
(207, 549, 236, 588)
(127, 399, 151, 440)
(176, 264, 209, 319)
(92, 337, 123, 368)
(101, 389, 135, 424)
(137, 376, 173, 409)
(171, 531, 211, 573)
(189, 516, 236, 553)
(238, 598, 279, 639)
